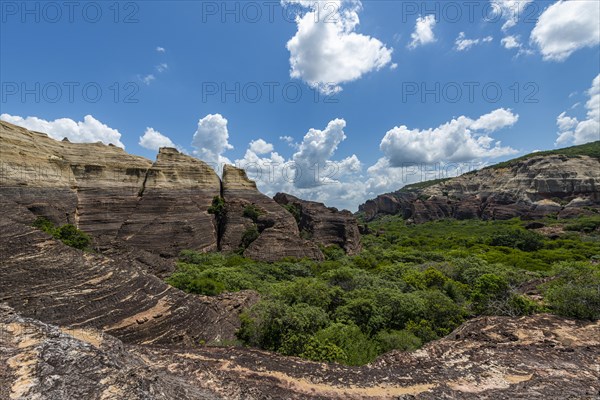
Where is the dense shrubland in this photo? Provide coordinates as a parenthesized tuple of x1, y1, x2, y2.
(167, 215, 600, 365)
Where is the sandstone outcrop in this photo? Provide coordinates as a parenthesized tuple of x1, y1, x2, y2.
(0, 304, 220, 400)
(359, 150, 600, 222)
(2, 304, 598, 399)
(116, 147, 220, 257)
(220, 165, 324, 261)
(0, 121, 363, 261)
(0, 121, 219, 257)
(0, 206, 257, 347)
(274, 192, 362, 255)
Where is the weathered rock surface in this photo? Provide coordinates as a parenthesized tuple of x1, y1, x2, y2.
(274, 192, 362, 255)
(1, 121, 357, 261)
(116, 147, 220, 257)
(359, 151, 600, 222)
(0, 208, 257, 347)
(2, 304, 598, 399)
(0, 304, 220, 400)
(220, 165, 324, 262)
(0, 121, 219, 257)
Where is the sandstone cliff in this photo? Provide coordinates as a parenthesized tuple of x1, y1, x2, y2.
(274, 192, 362, 255)
(116, 147, 220, 257)
(0, 121, 361, 261)
(359, 145, 600, 222)
(0, 121, 219, 257)
(0, 206, 257, 347)
(220, 165, 324, 261)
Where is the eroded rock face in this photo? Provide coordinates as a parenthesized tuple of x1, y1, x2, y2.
(274, 192, 362, 255)
(220, 165, 324, 262)
(0, 121, 342, 261)
(2, 304, 598, 399)
(0, 304, 220, 400)
(0, 121, 150, 231)
(116, 147, 220, 257)
(359, 153, 600, 222)
(0, 208, 257, 347)
(0, 121, 219, 256)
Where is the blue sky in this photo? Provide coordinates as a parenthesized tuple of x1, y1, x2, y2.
(1, 0, 599, 210)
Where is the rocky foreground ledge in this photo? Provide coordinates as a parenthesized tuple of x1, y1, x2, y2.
(1, 303, 598, 399)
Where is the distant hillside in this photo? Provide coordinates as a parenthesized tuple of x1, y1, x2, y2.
(482, 141, 600, 171)
(359, 141, 600, 222)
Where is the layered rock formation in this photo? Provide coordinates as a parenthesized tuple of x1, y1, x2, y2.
(220, 165, 324, 261)
(1, 121, 599, 399)
(0, 207, 257, 347)
(360, 150, 600, 222)
(0, 121, 219, 257)
(116, 147, 220, 257)
(274, 192, 362, 255)
(2, 304, 598, 399)
(0, 121, 362, 261)
(0, 304, 220, 400)
(0, 120, 150, 231)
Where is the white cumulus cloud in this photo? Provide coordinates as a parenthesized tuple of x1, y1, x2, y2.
(408, 15, 436, 49)
(139, 127, 176, 151)
(556, 74, 600, 145)
(285, 0, 393, 94)
(1, 114, 125, 148)
(230, 118, 362, 210)
(455, 32, 493, 51)
(191, 114, 233, 166)
(531, 0, 600, 62)
(380, 109, 519, 165)
(470, 108, 520, 132)
(501, 35, 522, 49)
(292, 119, 356, 188)
(249, 139, 274, 155)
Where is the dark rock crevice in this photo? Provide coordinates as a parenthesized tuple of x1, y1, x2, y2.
(214, 176, 225, 251)
(137, 166, 150, 198)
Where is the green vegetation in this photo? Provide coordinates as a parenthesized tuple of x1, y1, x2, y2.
(241, 226, 260, 249)
(242, 204, 263, 222)
(489, 229, 543, 252)
(542, 262, 600, 320)
(208, 196, 225, 219)
(167, 215, 600, 365)
(398, 178, 451, 193)
(481, 141, 600, 171)
(32, 216, 92, 250)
